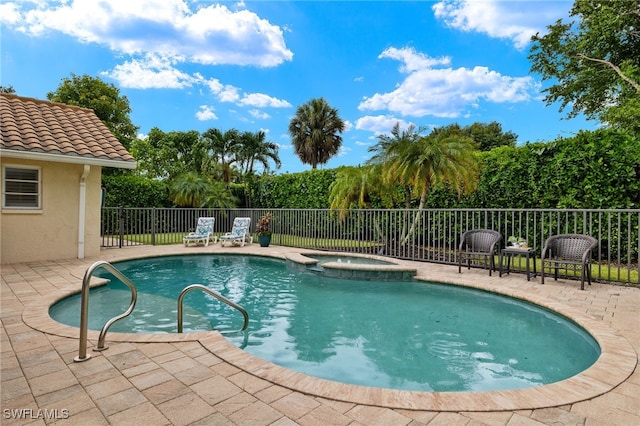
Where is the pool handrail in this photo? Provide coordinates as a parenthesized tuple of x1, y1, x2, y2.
(74, 260, 138, 362)
(177, 284, 249, 333)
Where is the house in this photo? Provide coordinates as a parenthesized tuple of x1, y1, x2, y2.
(0, 94, 136, 264)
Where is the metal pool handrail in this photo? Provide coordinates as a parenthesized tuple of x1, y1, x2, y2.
(177, 284, 249, 333)
(74, 260, 138, 362)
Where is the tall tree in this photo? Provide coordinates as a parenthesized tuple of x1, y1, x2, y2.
(529, 0, 640, 133)
(462, 122, 517, 150)
(368, 123, 423, 210)
(237, 130, 281, 175)
(0, 85, 16, 94)
(202, 128, 241, 183)
(288, 98, 345, 169)
(130, 128, 203, 180)
(47, 74, 138, 150)
(369, 123, 480, 244)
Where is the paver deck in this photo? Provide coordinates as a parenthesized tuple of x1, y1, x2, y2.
(2, 244, 639, 425)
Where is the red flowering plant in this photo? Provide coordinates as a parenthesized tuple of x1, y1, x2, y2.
(256, 212, 272, 236)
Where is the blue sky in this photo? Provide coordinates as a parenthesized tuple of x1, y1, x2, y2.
(1, 0, 597, 174)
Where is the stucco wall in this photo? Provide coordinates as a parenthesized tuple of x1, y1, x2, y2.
(1, 158, 102, 264)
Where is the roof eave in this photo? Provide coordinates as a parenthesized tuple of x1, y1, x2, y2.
(1, 149, 137, 169)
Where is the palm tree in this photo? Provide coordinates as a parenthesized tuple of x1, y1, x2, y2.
(329, 166, 378, 218)
(237, 130, 281, 175)
(169, 172, 211, 207)
(288, 98, 345, 169)
(170, 173, 238, 208)
(368, 123, 422, 210)
(400, 128, 479, 244)
(201, 181, 239, 208)
(367, 123, 423, 242)
(368, 123, 480, 245)
(201, 128, 241, 183)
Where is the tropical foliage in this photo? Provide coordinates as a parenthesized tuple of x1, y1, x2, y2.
(366, 123, 480, 243)
(256, 212, 273, 236)
(169, 173, 239, 208)
(529, 0, 640, 133)
(237, 130, 281, 176)
(131, 128, 203, 180)
(288, 97, 345, 169)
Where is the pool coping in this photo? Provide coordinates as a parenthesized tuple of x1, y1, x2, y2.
(21, 248, 637, 412)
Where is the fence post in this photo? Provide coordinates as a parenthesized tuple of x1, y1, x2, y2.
(118, 206, 124, 248)
(151, 208, 156, 246)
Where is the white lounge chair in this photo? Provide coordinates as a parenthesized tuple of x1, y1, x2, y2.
(220, 217, 253, 247)
(183, 217, 216, 247)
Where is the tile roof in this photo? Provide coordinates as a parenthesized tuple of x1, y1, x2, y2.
(0, 93, 136, 167)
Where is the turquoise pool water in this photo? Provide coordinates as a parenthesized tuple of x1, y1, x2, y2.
(50, 254, 600, 392)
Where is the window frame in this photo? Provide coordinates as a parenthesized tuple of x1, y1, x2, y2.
(2, 165, 42, 210)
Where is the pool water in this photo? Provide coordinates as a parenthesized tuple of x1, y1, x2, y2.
(50, 254, 600, 392)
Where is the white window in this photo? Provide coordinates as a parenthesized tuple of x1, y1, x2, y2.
(2, 165, 41, 209)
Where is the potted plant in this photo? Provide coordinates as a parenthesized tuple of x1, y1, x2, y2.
(507, 235, 528, 248)
(256, 212, 273, 247)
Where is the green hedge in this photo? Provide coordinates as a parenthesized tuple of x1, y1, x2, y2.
(250, 169, 337, 209)
(386, 128, 639, 210)
(104, 129, 638, 210)
(469, 129, 639, 209)
(102, 174, 171, 207)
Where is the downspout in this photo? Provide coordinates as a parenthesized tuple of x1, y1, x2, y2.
(78, 165, 90, 259)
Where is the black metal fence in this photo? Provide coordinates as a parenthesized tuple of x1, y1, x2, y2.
(101, 207, 639, 285)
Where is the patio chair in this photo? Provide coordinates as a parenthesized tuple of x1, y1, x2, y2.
(458, 229, 502, 276)
(183, 217, 216, 247)
(220, 217, 253, 247)
(541, 234, 598, 290)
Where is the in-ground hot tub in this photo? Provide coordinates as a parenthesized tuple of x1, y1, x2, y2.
(284, 251, 417, 280)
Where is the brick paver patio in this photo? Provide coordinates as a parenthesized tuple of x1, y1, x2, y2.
(2, 244, 638, 425)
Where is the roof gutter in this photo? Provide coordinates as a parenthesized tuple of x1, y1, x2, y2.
(1, 149, 137, 169)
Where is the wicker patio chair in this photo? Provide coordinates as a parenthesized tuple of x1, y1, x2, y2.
(540, 234, 598, 290)
(458, 229, 502, 276)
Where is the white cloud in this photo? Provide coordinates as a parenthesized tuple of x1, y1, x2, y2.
(249, 109, 271, 119)
(5, 0, 293, 67)
(358, 46, 538, 118)
(432, 0, 569, 50)
(102, 54, 196, 89)
(195, 105, 218, 121)
(239, 93, 291, 108)
(0, 3, 21, 25)
(103, 57, 291, 113)
(355, 115, 415, 135)
(379, 47, 451, 72)
(337, 145, 351, 158)
(218, 86, 241, 103)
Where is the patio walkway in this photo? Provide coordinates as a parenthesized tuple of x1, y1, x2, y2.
(2, 244, 639, 425)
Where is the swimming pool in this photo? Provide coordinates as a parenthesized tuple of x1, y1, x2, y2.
(50, 254, 600, 392)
